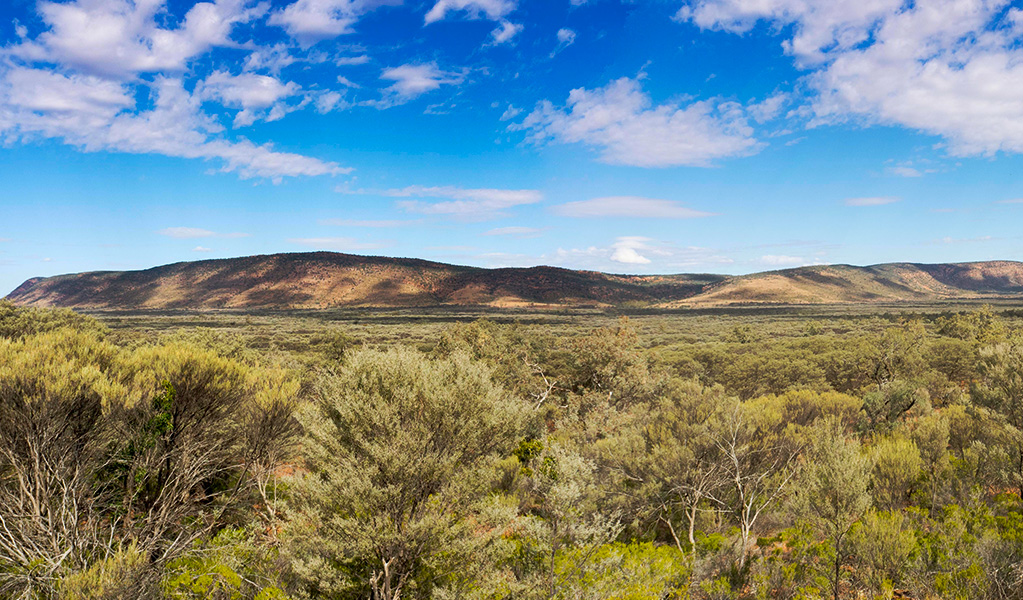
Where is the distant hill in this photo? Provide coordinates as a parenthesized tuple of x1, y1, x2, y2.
(669, 261, 1023, 307)
(7, 253, 1023, 310)
(4, 252, 723, 309)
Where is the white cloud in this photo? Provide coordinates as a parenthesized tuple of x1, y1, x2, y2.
(424, 0, 521, 46)
(499, 105, 522, 121)
(343, 185, 541, 220)
(0, 71, 346, 181)
(315, 90, 348, 113)
(518, 77, 760, 167)
(483, 226, 542, 237)
(887, 166, 922, 178)
(934, 235, 995, 245)
(552, 196, 714, 218)
(550, 28, 577, 57)
(996, 198, 1023, 204)
(288, 237, 389, 250)
(159, 227, 215, 238)
(243, 43, 301, 74)
(489, 20, 523, 44)
(193, 246, 213, 252)
(11, 0, 263, 79)
(200, 71, 301, 127)
(758, 254, 808, 266)
(610, 237, 652, 265)
(318, 218, 415, 227)
(678, 0, 903, 65)
(158, 227, 250, 238)
(336, 54, 371, 65)
(424, 0, 517, 24)
(379, 63, 465, 102)
(270, 0, 399, 45)
(748, 93, 788, 123)
(680, 0, 1023, 158)
(844, 196, 900, 206)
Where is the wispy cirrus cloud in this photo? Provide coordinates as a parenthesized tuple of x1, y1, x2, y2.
(158, 227, 250, 239)
(552, 196, 715, 218)
(378, 63, 465, 103)
(288, 237, 391, 251)
(318, 218, 418, 227)
(482, 226, 543, 238)
(844, 196, 899, 207)
(340, 185, 542, 220)
(757, 254, 813, 267)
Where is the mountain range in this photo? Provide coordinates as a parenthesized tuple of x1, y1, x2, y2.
(8, 252, 1023, 310)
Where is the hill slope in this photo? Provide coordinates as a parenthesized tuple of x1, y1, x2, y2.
(8, 254, 1023, 309)
(4, 252, 723, 309)
(670, 261, 1023, 307)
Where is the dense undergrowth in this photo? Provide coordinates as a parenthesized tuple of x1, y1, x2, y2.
(2, 300, 1023, 599)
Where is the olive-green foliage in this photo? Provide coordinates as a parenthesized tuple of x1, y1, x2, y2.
(9, 304, 1023, 600)
(56, 544, 147, 600)
(288, 348, 528, 600)
(162, 528, 293, 600)
(847, 510, 917, 595)
(0, 325, 298, 599)
(0, 299, 107, 340)
(507, 442, 624, 600)
(869, 434, 923, 510)
(553, 542, 689, 600)
(792, 421, 872, 600)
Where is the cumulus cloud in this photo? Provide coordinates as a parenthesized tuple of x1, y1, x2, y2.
(679, 0, 1023, 158)
(844, 196, 899, 206)
(610, 237, 653, 264)
(518, 77, 761, 167)
(0, 70, 346, 181)
(0, 0, 349, 182)
(379, 63, 465, 102)
(10, 0, 263, 79)
(424, 0, 521, 45)
(424, 0, 516, 23)
(270, 0, 400, 45)
(552, 196, 715, 218)
(199, 71, 302, 127)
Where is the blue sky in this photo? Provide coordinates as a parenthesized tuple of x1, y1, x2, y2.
(3, 0, 1023, 295)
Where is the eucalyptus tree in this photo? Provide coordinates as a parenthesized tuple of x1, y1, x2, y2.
(289, 348, 528, 600)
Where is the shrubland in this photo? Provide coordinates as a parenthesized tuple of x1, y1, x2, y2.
(2, 299, 1023, 599)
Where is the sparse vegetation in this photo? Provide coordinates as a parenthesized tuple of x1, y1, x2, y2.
(4, 301, 1023, 599)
